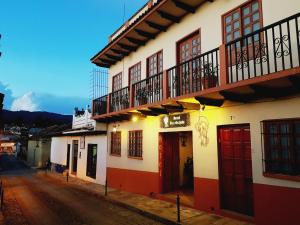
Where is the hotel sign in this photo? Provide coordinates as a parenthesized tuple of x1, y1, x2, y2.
(161, 113, 190, 128)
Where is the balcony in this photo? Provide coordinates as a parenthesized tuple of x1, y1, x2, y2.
(92, 12, 300, 122)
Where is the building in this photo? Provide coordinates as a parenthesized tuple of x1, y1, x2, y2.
(90, 0, 300, 224)
(50, 108, 107, 185)
(27, 125, 69, 168)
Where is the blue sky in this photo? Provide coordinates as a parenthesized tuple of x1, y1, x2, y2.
(0, 0, 146, 114)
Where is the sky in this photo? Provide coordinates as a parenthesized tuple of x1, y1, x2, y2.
(0, 0, 146, 114)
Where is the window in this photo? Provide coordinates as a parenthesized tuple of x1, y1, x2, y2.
(86, 144, 97, 179)
(262, 119, 300, 177)
(147, 51, 163, 77)
(223, 1, 262, 43)
(111, 132, 121, 156)
(128, 130, 143, 158)
(112, 72, 122, 92)
(128, 62, 141, 86)
(178, 32, 201, 63)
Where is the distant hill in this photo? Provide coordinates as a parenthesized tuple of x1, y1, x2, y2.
(1, 110, 72, 128)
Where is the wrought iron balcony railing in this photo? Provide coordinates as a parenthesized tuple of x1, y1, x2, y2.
(132, 72, 164, 107)
(109, 86, 130, 112)
(93, 95, 107, 116)
(226, 12, 300, 83)
(167, 48, 220, 98)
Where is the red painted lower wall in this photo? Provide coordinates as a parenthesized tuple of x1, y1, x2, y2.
(254, 183, 300, 225)
(107, 167, 300, 225)
(107, 167, 159, 196)
(194, 177, 220, 213)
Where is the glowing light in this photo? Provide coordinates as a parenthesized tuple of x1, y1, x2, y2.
(200, 104, 206, 112)
(132, 116, 138, 122)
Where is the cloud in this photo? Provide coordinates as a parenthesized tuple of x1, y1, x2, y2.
(0, 81, 87, 115)
(11, 92, 39, 112)
(0, 82, 14, 108)
(34, 94, 88, 115)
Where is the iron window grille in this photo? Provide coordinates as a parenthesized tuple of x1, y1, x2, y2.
(128, 130, 143, 158)
(111, 132, 121, 156)
(261, 119, 300, 176)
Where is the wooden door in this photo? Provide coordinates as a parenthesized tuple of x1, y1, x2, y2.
(178, 33, 201, 95)
(159, 133, 180, 193)
(72, 140, 78, 173)
(218, 125, 254, 216)
(86, 144, 97, 179)
(66, 144, 70, 168)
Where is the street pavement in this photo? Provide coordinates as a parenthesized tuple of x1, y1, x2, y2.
(0, 154, 164, 225)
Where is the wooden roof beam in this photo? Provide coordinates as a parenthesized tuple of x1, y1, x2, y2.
(138, 109, 160, 116)
(134, 29, 156, 39)
(106, 54, 122, 61)
(145, 20, 167, 32)
(172, 0, 196, 13)
(289, 76, 300, 90)
(117, 43, 137, 51)
(126, 37, 146, 46)
(250, 85, 298, 98)
(220, 91, 256, 103)
(176, 101, 200, 110)
(157, 10, 180, 23)
(100, 58, 115, 65)
(194, 97, 224, 107)
(148, 107, 169, 115)
(161, 104, 184, 113)
(111, 48, 129, 56)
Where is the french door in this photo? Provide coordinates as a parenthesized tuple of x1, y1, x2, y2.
(177, 32, 201, 95)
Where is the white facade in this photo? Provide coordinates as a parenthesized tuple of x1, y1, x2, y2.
(50, 108, 107, 185)
(50, 135, 107, 185)
(108, 0, 300, 92)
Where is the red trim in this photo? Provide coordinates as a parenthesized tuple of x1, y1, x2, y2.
(107, 167, 159, 195)
(254, 183, 300, 225)
(263, 172, 300, 182)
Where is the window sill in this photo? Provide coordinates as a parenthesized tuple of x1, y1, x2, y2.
(263, 172, 300, 182)
(110, 153, 121, 157)
(128, 156, 143, 160)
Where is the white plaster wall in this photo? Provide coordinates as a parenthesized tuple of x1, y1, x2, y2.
(50, 137, 69, 165)
(107, 96, 300, 189)
(108, 0, 300, 92)
(64, 135, 107, 185)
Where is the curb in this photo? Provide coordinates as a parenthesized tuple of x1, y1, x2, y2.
(45, 172, 180, 225)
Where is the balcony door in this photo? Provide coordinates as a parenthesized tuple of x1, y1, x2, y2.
(176, 31, 201, 95)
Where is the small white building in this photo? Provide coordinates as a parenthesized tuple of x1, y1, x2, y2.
(50, 108, 107, 185)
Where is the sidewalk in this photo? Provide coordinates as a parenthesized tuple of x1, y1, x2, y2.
(40, 171, 253, 225)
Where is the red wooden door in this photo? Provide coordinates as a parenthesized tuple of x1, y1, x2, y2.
(159, 133, 180, 193)
(218, 125, 254, 216)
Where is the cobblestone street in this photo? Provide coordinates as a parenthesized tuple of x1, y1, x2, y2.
(0, 154, 163, 225)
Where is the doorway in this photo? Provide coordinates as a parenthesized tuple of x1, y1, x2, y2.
(72, 140, 78, 174)
(218, 125, 254, 216)
(86, 144, 97, 179)
(66, 144, 70, 169)
(159, 131, 194, 204)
